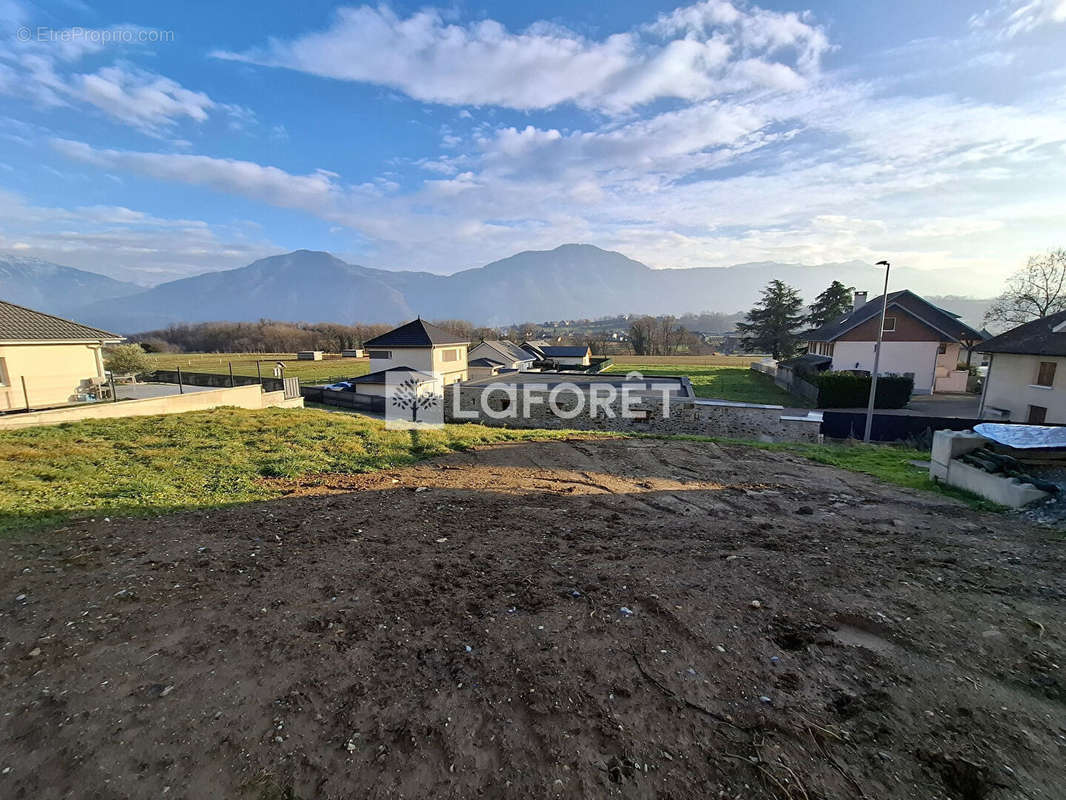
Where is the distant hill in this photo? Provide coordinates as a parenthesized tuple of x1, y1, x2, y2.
(55, 244, 990, 332)
(0, 254, 141, 318)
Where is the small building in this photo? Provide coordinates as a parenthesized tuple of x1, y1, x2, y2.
(0, 300, 124, 412)
(341, 348, 365, 358)
(521, 341, 592, 367)
(978, 310, 1066, 423)
(468, 339, 536, 371)
(467, 357, 507, 380)
(297, 351, 323, 361)
(348, 366, 438, 399)
(802, 290, 984, 395)
(363, 318, 469, 385)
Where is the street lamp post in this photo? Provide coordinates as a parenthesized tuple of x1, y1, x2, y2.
(863, 260, 891, 444)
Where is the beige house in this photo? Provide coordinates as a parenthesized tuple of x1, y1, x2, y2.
(979, 310, 1066, 424)
(356, 318, 469, 397)
(0, 300, 123, 412)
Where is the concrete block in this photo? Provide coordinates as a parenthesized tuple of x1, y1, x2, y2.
(943, 459, 1049, 508)
(931, 429, 988, 469)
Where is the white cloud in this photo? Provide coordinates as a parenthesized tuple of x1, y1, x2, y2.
(51, 139, 360, 217)
(970, 0, 1066, 37)
(0, 189, 279, 282)
(213, 1, 828, 112)
(70, 65, 215, 132)
(0, 16, 227, 135)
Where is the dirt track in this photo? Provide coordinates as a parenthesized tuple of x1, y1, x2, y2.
(1, 438, 1064, 799)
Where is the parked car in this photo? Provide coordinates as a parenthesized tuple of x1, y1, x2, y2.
(324, 381, 353, 391)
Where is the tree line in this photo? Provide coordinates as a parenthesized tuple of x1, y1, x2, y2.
(131, 319, 498, 354)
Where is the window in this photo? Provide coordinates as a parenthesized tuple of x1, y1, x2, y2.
(882, 316, 896, 332)
(0, 357, 7, 387)
(937, 343, 948, 355)
(368, 350, 391, 360)
(440, 348, 458, 362)
(1036, 361, 1057, 387)
(1027, 405, 1048, 424)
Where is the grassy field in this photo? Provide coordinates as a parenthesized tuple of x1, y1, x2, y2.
(607, 360, 805, 407)
(147, 352, 371, 383)
(0, 408, 600, 534)
(0, 407, 984, 535)
(606, 355, 757, 366)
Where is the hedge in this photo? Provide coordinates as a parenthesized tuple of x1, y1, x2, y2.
(815, 371, 913, 409)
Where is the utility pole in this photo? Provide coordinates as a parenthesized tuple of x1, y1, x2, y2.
(863, 260, 891, 443)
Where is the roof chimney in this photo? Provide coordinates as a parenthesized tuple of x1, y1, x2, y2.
(853, 291, 868, 311)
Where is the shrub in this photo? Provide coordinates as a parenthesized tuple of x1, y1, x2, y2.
(104, 344, 152, 376)
(815, 371, 913, 409)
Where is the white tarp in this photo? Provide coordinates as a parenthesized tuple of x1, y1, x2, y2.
(973, 423, 1066, 450)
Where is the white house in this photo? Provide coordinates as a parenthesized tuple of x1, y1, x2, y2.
(468, 340, 535, 371)
(979, 310, 1066, 424)
(355, 318, 469, 398)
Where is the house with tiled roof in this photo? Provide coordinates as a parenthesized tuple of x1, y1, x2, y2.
(802, 289, 985, 396)
(978, 310, 1066, 423)
(0, 299, 123, 411)
(520, 341, 592, 367)
(362, 318, 470, 388)
(468, 339, 536, 372)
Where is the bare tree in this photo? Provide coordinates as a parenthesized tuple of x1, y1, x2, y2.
(985, 250, 1066, 329)
(628, 317, 655, 355)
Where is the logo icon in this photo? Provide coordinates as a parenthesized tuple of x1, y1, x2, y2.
(385, 370, 444, 429)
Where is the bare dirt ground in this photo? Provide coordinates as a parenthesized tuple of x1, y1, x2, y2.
(2, 438, 1064, 799)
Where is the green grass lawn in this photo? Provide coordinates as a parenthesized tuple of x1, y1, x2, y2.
(607, 362, 807, 407)
(147, 353, 371, 384)
(0, 408, 603, 534)
(0, 407, 989, 536)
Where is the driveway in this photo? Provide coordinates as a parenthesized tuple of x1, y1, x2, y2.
(830, 392, 981, 418)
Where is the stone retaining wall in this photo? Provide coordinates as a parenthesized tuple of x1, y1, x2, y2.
(444, 385, 821, 443)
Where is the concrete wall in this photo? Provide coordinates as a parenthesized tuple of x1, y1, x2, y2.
(928, 430, 1049, 508)
(832, 340, 938, 394)
(982, 353, 1066, 423)
(368, 345, 468, 384)
(0, 341, 106, 411)
(444, 384, 821, 442)
(0, 383, 302, 429)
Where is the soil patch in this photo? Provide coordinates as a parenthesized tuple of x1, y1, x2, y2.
(1, 438, 1063, 799)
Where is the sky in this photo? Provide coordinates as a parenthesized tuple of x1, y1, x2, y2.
(0, 0, 1064, 293)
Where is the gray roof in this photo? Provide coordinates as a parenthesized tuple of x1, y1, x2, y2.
(364, 318, 469, 348)
(803, 290, 984, 344)
(473, 339, 534, 363)
(469, 357, 504, 367)
(0, 299, 122, 342)
(350, 366, 436, 384)
(779, 353, 832, 372)
(979, 310, 1066, 356)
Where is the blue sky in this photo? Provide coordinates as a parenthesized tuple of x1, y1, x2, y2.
(0, 0, 1064, 292)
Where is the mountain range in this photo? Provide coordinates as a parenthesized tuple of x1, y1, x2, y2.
(0, 255, 142, 317)
(1, 245, 991, 333)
